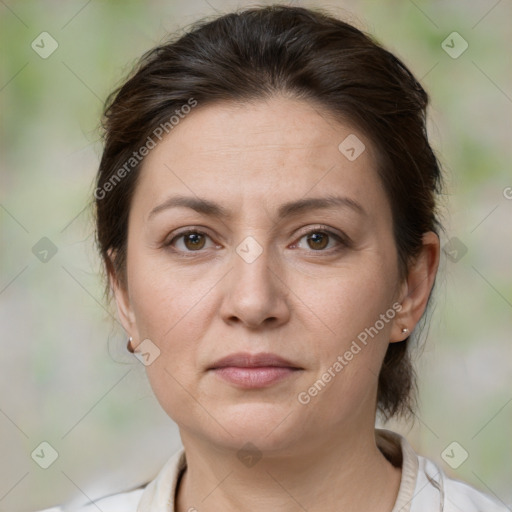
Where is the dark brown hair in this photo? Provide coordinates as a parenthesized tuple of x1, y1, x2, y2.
(95, 5, 443, 420)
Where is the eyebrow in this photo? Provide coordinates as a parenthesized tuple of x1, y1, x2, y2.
(147, 194, 366, 220)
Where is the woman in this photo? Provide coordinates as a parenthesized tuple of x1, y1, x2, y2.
(42, 5, 507, 512)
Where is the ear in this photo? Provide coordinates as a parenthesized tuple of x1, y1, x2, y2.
(390, 231, 440, 342)
(107, 249, 139, 340)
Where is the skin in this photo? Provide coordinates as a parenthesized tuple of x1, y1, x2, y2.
(111, 96, 440, 512)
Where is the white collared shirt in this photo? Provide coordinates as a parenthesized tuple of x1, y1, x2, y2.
(40, 429, 509, 512)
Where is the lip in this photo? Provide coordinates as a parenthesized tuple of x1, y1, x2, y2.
(208, 352, 303, 389)
(209, 352, 301, 370)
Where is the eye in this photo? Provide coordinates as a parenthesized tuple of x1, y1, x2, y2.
(167, 229, 216, 252)
(293, 227, 348, 252)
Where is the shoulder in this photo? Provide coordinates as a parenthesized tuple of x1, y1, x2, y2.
(376, 429, 508, 512)
(36, 448, 186, 512)
(414, 454, 509, 511)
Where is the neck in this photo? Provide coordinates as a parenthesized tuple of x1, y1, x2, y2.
(176, 426, 402, 512)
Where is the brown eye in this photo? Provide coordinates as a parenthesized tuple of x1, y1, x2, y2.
(293, 227, 349, 253)
(306, 232, 329, 250)
(167, 230, 214, 252)
(183, 232, 206, 250)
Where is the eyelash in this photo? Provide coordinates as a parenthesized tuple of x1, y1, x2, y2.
(164, 225, 351, 257)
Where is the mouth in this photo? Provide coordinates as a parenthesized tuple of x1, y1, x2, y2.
(208, 352, 303, 389)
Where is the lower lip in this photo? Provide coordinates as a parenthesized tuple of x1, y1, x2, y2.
(211, 367, 300, 388)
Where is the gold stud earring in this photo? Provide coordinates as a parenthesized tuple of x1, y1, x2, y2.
(401, 328, 409, 335)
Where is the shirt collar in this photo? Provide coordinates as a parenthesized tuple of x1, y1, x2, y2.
(137, 429, 421, 512)
(376, 429, 420, 512)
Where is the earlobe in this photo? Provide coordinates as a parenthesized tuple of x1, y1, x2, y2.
(390, 231, 440, 342)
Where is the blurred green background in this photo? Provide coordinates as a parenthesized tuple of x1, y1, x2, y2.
(1, 0, 511, 510)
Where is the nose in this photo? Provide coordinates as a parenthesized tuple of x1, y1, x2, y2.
(219, 240, 291, 329)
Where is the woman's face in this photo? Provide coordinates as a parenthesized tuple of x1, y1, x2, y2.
(115, 97, 411, 452)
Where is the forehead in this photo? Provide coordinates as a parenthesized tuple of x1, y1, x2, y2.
(132, 97, 388, 218)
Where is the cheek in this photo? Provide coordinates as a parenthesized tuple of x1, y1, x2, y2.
(129, 267, 217, 424)
(295, 254, 399, 400)
(298, 256, 398, 341)
(127, 252, 216, 341)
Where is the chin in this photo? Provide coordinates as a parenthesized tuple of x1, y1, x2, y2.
(207, 401, 303, 451)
